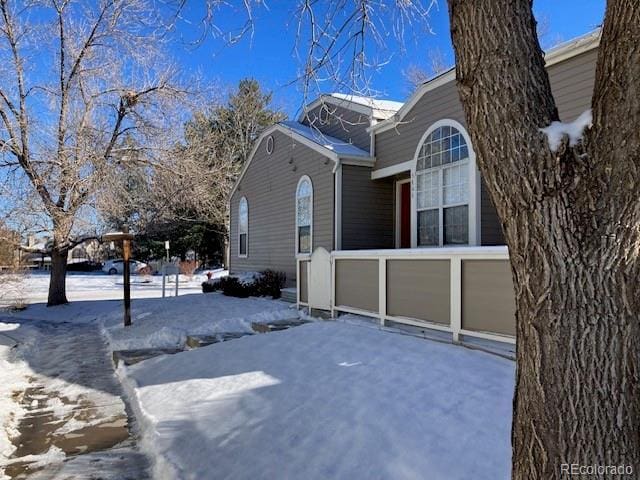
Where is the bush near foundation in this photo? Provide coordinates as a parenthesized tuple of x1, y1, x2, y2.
(201, 270, 286, 299)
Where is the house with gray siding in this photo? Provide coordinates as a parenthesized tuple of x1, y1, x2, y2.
(228, 30, 600, 345)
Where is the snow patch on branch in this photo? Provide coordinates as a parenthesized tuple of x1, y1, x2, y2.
(540, 109, 592, 152)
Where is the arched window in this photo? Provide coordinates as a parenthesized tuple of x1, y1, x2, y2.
(296, 176, 313, 254)
(238, 197, 248, 257)
(415, 122, 472, 246)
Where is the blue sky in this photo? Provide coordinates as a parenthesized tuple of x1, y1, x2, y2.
(173, 1, 606, 118)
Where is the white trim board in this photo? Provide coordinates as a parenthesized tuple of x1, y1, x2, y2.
(371, 160, 413, 179)
(394, 178, 411, 248)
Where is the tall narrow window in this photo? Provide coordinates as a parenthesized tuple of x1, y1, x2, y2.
(415, 124, 470, 246)
(296, 176, 313, 254)
(239, 197, 248, 257)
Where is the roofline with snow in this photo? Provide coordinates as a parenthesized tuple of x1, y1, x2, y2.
(229, 123, 374, 200)
(297, 94, 401, 123)
(370, 29, 602, 135)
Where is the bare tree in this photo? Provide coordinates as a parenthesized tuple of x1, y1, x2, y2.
(102, 79, 284, 239)
(292, 0, 639, 478)
(403, 47, 451, 89)
(0, 0, 191, 305)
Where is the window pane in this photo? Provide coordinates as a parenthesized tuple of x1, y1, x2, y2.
(444, 206, 468, 245)
(239, 233, 247, 255)
(297, 179, 312, 197)
(443, 164, 469, 205)
(298, 226, 311, 253)
(239, 198, 248, 233)
(417, 171, 439, 209)
(460, 145, 469, 160)
(297, 196, 311, 226)
(418, 209, 439, 246)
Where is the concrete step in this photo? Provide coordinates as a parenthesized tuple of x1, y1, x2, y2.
(112, 347, 184, 366)
(251, 318, 309, 334)
(280, 288, 297, 303)
(185, 332, 253, 349)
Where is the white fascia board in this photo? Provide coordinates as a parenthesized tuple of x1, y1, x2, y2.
(371, 160, 413, 179)
(543, 29, 600, 67)
(339, 156, 375, 167)
(229, 124, 338, 200)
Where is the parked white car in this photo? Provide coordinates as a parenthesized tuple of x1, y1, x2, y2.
(102, 259, 148, 275)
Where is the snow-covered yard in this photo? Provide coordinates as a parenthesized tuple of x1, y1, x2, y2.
(122, 320, 514, 479)
(0, 270, 226, 307)
(2, 285, 515, 479)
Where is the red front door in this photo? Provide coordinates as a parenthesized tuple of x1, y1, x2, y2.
(400, 182, 411, 248)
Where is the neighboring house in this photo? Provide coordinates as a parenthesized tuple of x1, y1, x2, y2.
(228, 31, 599, 345)
(20, 236, 103, 269)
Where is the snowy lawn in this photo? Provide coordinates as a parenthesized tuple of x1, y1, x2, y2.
(7, 292, 296, 352)
(0, 269, 226, 307)
(1, 292, 297, 477)
(121, 321, 515, 480)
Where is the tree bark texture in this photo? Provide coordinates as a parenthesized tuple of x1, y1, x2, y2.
(448, 1, 640, 479)
(48, 245, 69, 306)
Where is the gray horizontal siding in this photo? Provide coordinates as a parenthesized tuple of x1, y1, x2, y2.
(302, 104, 371, 152)
(548, 48, 597, 121)
(229, 130, 334, 286)
(341, 165, 394, 250)
(480, 177, 505, 246)
(374, 81, 466, 172)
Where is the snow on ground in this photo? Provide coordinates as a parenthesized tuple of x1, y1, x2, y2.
(121, 321, 515, 480)
(4, 276, 515, 479)
(0, 269, 227, 307)
(0, 323, 32, 471)
(8, 292, 296, 352)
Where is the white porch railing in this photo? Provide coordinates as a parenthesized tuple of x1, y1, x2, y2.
(298, 246, 516, 345)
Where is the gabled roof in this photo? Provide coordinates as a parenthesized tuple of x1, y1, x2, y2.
(298, 93, 403, 122)
(280, 121, 370, 158)
(370, 29, 602, 135)
(327, 93, 404, 118)
(229, 121, 374, 200)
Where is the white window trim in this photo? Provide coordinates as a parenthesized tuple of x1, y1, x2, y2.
(394, 178, 411, 248)
(295, 175, 313, 255)
(238, 196, 248, 258)
(410, 119, 481, 248)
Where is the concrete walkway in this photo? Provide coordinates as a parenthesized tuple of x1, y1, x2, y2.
(2, 319, 150, 479)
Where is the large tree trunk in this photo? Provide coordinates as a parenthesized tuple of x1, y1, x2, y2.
(48, 244, 69, 306)
(448, 1, 640, 478)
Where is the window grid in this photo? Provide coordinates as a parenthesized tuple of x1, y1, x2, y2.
(296, 177, 313, 254)
(416, 125, 470, 247)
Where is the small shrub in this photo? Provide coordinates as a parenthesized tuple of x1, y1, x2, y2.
(253, 270, 286, 299)
(201, 270, 286, 299)
(221, 276, 252, 298)
(202, 280, 218, 293)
